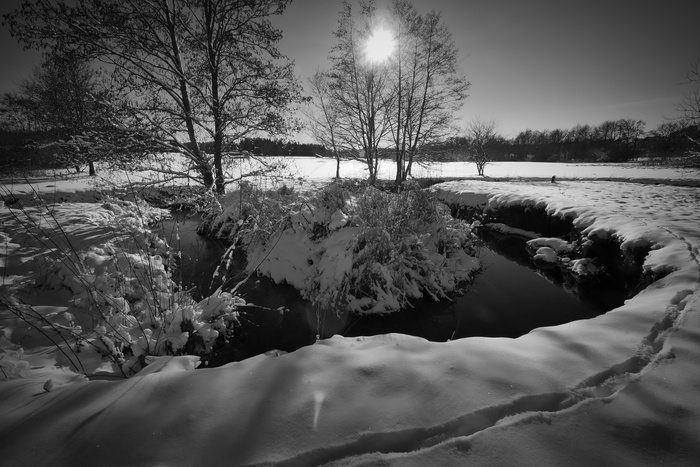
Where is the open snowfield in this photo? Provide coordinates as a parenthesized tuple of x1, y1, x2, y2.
(1, 159, 700, 466)
(295, 158, 700, 186)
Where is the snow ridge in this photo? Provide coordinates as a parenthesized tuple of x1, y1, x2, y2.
(248, 290, 693, 467)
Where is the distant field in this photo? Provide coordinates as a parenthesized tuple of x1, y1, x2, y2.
(287, 158, 700, 184)
(3, 158, 698, 199)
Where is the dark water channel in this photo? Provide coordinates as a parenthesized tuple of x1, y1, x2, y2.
(161, 214, 627, 364)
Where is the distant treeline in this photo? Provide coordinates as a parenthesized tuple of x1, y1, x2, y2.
(427, 120, 700, 163)
(501, 120, 699, 162)
(236, 138, 326, 158)
(0, 129, 72, 172)
(3, 120, 699, 174)
(231, 122, 700, 163)
(178, 137, 326, 157)
(0, 133, 328, 174)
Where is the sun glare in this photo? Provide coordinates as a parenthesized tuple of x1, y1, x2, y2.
(365, 28, 395, 63)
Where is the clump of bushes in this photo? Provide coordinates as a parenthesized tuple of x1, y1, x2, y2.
(2, 194, 244, 378)
(346, 184, 477, 312)
(201, 180, 479, 315)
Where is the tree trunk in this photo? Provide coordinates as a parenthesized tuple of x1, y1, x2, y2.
(214, 153, 225, 194)
(395, 149, 403, 185)
(201, 166, 215, 188)
(88, 161, 96, 176)
(165, 3, 211, 190)
(366, 148, 377, 185)
(205, 2, 226, 195)
(404, 155, 413, 181)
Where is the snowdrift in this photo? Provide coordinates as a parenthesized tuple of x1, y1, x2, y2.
(1, 171, 700, 466)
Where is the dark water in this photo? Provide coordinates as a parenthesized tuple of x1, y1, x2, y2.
(159, 212, 229, 300)
(161, 215, 627, 363)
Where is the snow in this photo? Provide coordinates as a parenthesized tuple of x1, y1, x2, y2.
(285, 158, 700, 186)
(526, 237, 574, 253)
(1, 160, 700, 466)
(485, 222, 541, 239)
(533, 246, 558, 263)
(204, 181, 480, 314)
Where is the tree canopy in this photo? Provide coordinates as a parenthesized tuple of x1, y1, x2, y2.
(315, 0, 469, 185)
(4, 0, 302, 192)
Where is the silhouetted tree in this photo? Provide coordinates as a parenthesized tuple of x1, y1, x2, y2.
(465, 119, 499, 176)
(568, 124, 594, 160)
(388, 0, 469, 184)
(0, 92, 38, 132)
(327, 0, 393, 185)
(675, 58, 700, 167)
(5, 0, 302, 193)
(649, 122, 683, 160)
(677, 58, 700, 128)
(306, 70, 343, 178)
(0, 53, 111, 175)
(323, 0, 468, 185)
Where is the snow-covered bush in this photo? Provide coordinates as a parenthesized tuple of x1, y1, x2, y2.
(6, 195, 243, 377)
(309, 181, 351, 238)
(203, 181, 480, 315)
(0, 345, 30, 379)
(200, 178, 299, 250)
(346, 185, 478, 312)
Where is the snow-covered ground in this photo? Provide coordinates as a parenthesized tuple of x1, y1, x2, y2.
(1, 160, 699, 466)
(289, 157, 700, 186)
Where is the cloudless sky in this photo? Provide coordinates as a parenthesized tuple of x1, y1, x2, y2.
(2, 0, 699, 139)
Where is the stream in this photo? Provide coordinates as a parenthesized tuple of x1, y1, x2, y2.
(160, 213, 627, 365)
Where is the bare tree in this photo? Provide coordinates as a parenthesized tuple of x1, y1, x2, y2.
(305, 70, 343, 179)
(4, 0, 301, 193)
(0, 92, 38, 132)
(321, 0, 468, 185)
(465, 119, 499, 176)
(677, 58, 700, 128)
(388, 0, 469, 184)
(649, 121, 683, 160)
(327, 0, 393, 185)
(593, 118, 646, 161)
(675, 57, 700, 168)
(1, 53, 111, 175)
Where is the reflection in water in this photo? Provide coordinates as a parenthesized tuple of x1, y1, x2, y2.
(160, 212, 228, 300)
(162, 215, 627, 365)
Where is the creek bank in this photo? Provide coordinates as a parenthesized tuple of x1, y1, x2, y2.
(447, 202, 666, 300)
(160, 205, 629, 366)
(156, 182, 652, 366)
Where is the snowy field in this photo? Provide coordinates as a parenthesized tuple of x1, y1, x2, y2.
(292, 157, 700, 186)
(1, 159, 700, 466)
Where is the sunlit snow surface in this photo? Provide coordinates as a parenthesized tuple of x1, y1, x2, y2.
(1, 160, 700, 466)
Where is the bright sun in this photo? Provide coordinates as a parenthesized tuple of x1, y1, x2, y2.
(365, 28, 395, 63)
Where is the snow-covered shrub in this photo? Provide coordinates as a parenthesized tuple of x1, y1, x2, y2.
(6, 194, 243, 377)
(202, 180, 479, 315)
(200, 179, 299, 250)
(308, 181, 352, 238)
(345, 186, 478, 313)
(0, 346, 30, 379)
(315, 180, 348, 213)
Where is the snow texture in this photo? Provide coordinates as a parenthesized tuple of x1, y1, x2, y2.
(1, 160, 700, 466)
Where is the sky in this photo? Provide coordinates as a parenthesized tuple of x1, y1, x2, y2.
(1, 0, 699, 139)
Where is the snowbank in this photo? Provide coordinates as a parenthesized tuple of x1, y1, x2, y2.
(1, 170, 700, 466)
(0, 194, 242, 378)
